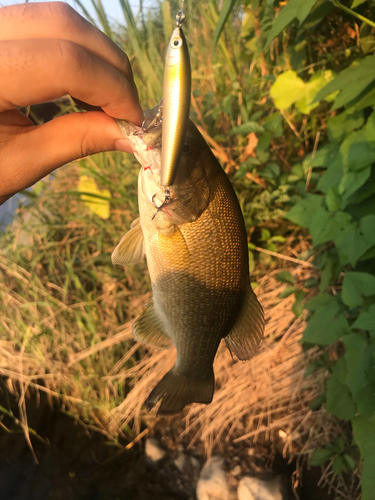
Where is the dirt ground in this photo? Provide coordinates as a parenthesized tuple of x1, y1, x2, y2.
(0, 387, 338, 500)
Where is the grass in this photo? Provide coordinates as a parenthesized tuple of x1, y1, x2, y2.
(0, 0, 360, 496)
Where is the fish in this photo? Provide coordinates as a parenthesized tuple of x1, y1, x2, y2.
(114, 107, 264, 415)
(160, 17, 191, 188)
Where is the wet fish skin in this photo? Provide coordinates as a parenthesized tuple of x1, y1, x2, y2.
(161, 25, 191, 188)
(113, 115, 264, 415)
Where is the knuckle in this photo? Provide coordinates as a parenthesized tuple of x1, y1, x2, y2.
(47, 2, 84, 33)
(56, 39, 86, 71)
(49, 2, 76, 23)
(80, 130, 97, 158)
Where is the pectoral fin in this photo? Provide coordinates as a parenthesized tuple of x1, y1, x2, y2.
(133, 299, 173, 349)
(225, 286, 265, 360)
(111, 221, 145, 265)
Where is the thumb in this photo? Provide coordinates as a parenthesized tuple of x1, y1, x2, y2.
(2, 111, 133, 198)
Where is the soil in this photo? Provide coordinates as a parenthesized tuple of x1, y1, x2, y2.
(0, 387, 337, 500)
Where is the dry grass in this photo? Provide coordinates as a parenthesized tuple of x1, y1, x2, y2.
(0, 251, 341, 450)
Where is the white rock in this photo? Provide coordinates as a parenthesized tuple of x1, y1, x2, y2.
(174, 452, 189, 473)
(144, 438, 166, 462)
(230, 464, 242, 477)
(190, 456, 201, 470)
(196, 456, 231, 500)
(238, 476, 283, 500)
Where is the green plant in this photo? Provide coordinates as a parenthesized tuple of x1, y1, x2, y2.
(257, 1, 375, 498)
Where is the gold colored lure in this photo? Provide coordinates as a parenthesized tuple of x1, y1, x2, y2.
(160, 8, 191, 189)
(114, 106, 265, 416)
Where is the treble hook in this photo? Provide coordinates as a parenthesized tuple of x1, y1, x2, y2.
(151, 189, 173, 220)
(140, 103, 163, 132)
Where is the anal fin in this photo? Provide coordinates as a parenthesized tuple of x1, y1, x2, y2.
(111, 220, 145, 265)
(225, 285, 265, 360)
(133, 299, 173, 350)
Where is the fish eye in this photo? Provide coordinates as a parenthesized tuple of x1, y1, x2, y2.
(171, 37, 182, 48)
(183, 143, 192, 154)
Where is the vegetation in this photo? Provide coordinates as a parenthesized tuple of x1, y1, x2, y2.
(1, 0, 375, 497)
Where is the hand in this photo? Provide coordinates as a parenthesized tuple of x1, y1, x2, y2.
(0, 2, 144, 205)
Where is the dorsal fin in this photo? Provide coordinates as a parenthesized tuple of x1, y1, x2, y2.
(225, 285, 265, 360)
(111, 221, 145, 266)
(133, 299, 173, 350)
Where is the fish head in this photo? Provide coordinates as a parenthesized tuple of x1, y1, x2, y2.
(117, 107, 213, 228)
(165, 27, 188, 68)
(141, 120, 211, 228)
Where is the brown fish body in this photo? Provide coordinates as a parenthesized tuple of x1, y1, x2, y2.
(114, 117, 264, 415)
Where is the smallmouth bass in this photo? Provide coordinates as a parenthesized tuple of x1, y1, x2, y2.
(114, 107, 264, 415)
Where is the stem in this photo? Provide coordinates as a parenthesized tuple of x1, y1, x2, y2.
(333, 0, 375, 30)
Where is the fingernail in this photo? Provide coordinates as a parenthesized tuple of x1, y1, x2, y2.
(114, 139, 133, 153)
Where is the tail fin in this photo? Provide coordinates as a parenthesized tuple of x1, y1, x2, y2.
(146, 369, 215, 416)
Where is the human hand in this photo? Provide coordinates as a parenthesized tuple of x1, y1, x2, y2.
(0, 2, 144, 205)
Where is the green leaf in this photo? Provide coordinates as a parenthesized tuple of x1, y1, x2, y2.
(212, 0, 238, 50)
(355, 384, 375, 418)
(276, 271, 295, 284)
(352, 415, 375, 500)
(352, 81, 375, 110)
(309, 392, 326, 410)
(286, 195, 322, 228)
(326, 185, 342, 212)
(304, 278, 319, 289)
(365, 111, 375, 147)
(269, 235, 286, 243)
(303, 142, 339, 169)
(342, 272, 375, 309)
(266, 0, 319, 46)
(314, 55, 375, 109)
(327, 109, 364, 144)
(311, 211, 352, 247)
(294, 289, 306, 302)
(332, 437, 345, 453)
(310, 447, 334, 466)
(305, 293, 337, 311)
(286, 196, 350, 246)
(340, 130, 375, 172)
(280, 286, 298, 298)
(343, 454, 355, 471)
(229, 121, 264, 135)
(333, 215, 375, 267)
(261, 228, 271, 241)
(326, 359, 356, 419)
(317, 160, 344, 194)
(263, 113, 283, 137)
(339, 168, 372, 205)
(270, 71, 305, 110)
(332, 455, 344, 475)
(351, 0, 367, 7)
(319, 252, 335, 292)
(343, 334, 373, 396)
(352, 304, 375, 330)
(292, 300, 304, 318)
(295, 71, 335, 114)
(303, 300, 349, 345)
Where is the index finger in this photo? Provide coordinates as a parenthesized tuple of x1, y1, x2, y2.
(0, 38, 144, 124)
(0, 2, 136, 90)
